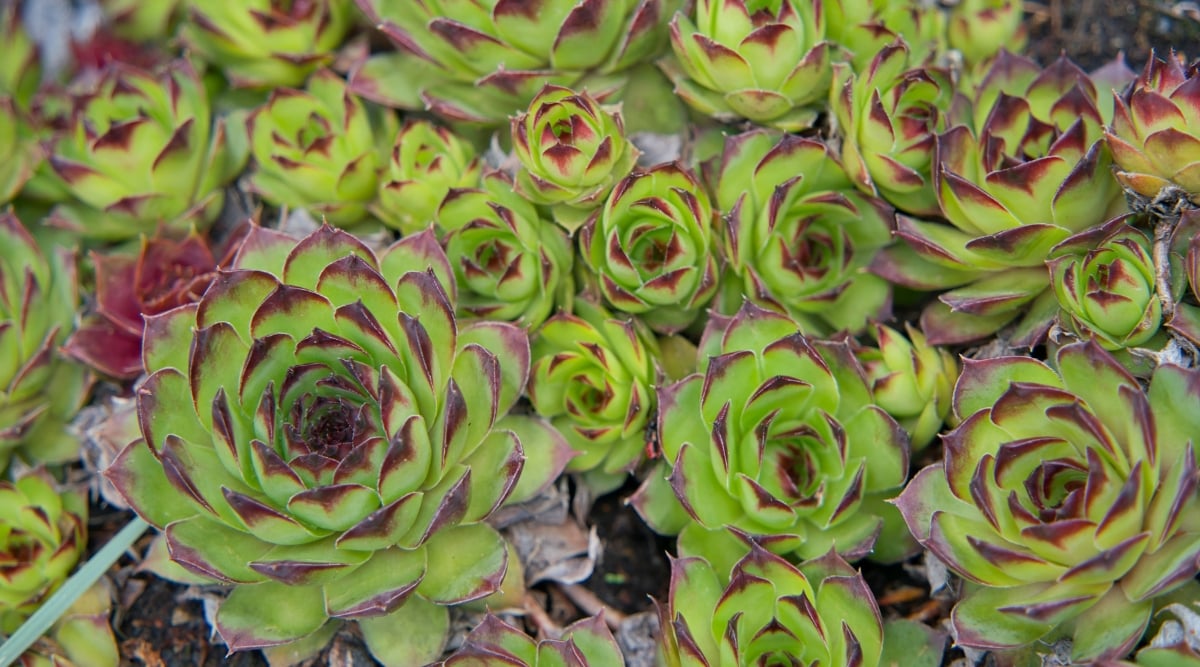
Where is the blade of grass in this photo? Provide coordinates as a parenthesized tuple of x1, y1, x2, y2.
(0, 515, 148, 666)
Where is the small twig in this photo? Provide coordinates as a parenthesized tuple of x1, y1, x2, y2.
(522, 593, 562, 638)
(555, 583, 628, 628)
(1154, 216, 1178, 322)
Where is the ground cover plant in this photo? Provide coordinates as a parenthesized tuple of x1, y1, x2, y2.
(2, 0, 1200, 666)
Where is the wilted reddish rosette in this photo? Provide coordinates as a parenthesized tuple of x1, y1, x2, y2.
(64, 227, 243, 380)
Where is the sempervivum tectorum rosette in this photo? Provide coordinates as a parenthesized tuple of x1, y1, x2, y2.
(436, 172, 574, 330)
(875, 53, 1131, 347)
(439, 614, 623, 666)
(179, 0, 356, 88)
(0, 472, 120, 667)
(658, 538, 884, 667)
(856, 322, 958, 451)
(896, 341, 1200, 662)
(945, 0, 1025, 67)
(832, 41, 964, 217)
(711, 130, 893, 335)
(372, 120, 481, 235)
(63, 227, 241, 380)
(45, 60, 246, 241)
(528, 298, 658, 493)
(0, 214, 89, 471)
(1106, 52, 1200, 201)
(1048, 216, 1173, 353)
(578, 162, 718, 334)
(631, 302, 913, 564)
(0, 96, 40, 204)
(659, 0, 830, 131)
(247, 69, 396, 227)
(512, 85, 638, 232)
(352, 0, 680, 125)
(825, 0, 944, 73)
(105, 225, 571, 664)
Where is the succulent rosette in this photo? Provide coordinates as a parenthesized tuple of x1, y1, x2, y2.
(247, 69, 395, 227)
(578, 162, 718, 334)
(179, 0, 356, 88)
(658, 540, 884, 667)
(631, 302, 912, 564)
(824, 0, 944, 72)
(15, 581, 119, 667)
(528, 298, 658, 492)
(0, 214, 89, 471)
(439, 614, 623, 666)
(0, 472, 86, 632)
(896, 341, 1200, 662)
(512, 85, 638, 230)
(1048, 216, 1171, 351)
(874, 53, 1130, 346)
(105, 225, 570, 663)
(436, 172, 574, 330)
(945, 0, 1025, 66)
(100, 0, 182, 43)
(63, 227, 241, 380)
(659, 0, 831, 130)
(0, 96, 41, 204)
(857, 322, 958, 451)
(1106, 53, 1200, 199)
(45, 60, 246, 241)
(0, 4, 40, 108)
(712, 130, 893, 335)
(372, 120, 481, 235)
(352, 0, 680, 124)
(832, 41, 964, 217)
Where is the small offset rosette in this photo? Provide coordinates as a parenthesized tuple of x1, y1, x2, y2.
(180, 0, 355, 88)
(579, 162, 718, 334)
(660, 0, 831, 130)
(246, 69, 395, 227)
(512, 85, 638, 231)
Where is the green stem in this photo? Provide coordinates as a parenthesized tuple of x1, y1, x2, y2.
(0, 516, 149, 666)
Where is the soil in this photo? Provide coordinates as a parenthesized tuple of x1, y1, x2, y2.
(77, 3, 1200, 666)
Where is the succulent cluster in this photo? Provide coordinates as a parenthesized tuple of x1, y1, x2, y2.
(7, 2, 1200, 667)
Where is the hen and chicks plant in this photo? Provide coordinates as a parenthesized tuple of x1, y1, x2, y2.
(10, 1, 1200, 667)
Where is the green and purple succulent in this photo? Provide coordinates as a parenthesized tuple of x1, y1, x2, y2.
(874, 53, 1131, 347)
(711, 130, 894, 335)
(0, 214, 89, 471)
(352, 0, 679, 124)
(897, 341, 1200, 662)
(246, 69, 395, 227)
(660, 0, 830, 130)
(436, 172, 574, 330)
(46, 60, 246, 240)
(1048, 216, 1173, 352)
(631, 302, 913, 564)
(180, 0, 356, 88)
(658, 537, 884, 667)
(372, 120, 481, 235)
(439, 613, 623, 666)
(1106, 52, 1200, 200)
(528, 298, 658, 493)
(512, 84, 638, 231)
(579, 162, 718, 334)
(105, 224, 570, 664)
(832, 41, 964, 217)
(857, 322, 958, 451)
